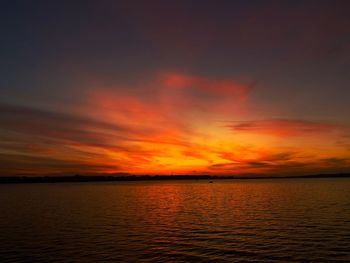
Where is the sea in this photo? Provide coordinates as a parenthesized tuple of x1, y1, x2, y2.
(0, 178, 349, 262)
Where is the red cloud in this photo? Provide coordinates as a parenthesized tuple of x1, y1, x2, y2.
(87, 71, 252, 121)
(157, 72, 252, 116)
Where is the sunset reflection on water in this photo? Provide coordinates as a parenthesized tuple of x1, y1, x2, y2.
(0, 179, 350, 262)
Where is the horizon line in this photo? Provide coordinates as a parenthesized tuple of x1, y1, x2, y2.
(1, 173, 350, 184)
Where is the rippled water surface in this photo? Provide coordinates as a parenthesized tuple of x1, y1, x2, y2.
(0, 178, 350, 262)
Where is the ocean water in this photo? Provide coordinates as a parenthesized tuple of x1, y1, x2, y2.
(0, 178, 349, 262)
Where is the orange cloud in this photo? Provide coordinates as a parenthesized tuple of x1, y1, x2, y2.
(0, 71, 349, 176)
(208, 157, 350, 176)
(227, 119, 342, 137)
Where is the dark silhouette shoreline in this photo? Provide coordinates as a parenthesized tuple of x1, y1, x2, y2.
(0, 173, 350, 184)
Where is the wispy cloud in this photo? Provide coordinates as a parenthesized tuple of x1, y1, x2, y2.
(0, 104, 148, 175)
(208, 157, 350, 176)
(226, 119, 342, 137)
(0, 67, 349, 176)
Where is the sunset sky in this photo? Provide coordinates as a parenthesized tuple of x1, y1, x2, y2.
(1, 0, 350, 176)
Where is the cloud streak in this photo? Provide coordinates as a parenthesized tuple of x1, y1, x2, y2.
(227, 119, 342, 137)
(0, 71, 349, 176)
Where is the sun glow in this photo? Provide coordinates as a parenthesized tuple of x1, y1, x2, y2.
(49, 72, 346, 176)
(0, 71, 349, 176)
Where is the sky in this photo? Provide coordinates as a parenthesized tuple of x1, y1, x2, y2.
(1, 0, 350, 176)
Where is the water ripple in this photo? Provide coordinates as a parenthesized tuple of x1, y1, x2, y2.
(0, 178, 350, 262)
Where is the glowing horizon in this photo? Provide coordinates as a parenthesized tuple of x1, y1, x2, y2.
(1, 70, 349, 176)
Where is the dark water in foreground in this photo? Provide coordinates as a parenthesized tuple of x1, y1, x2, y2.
(0, 179, 349, 262)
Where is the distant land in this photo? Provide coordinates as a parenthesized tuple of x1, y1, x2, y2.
(0, 173, 350, 184)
